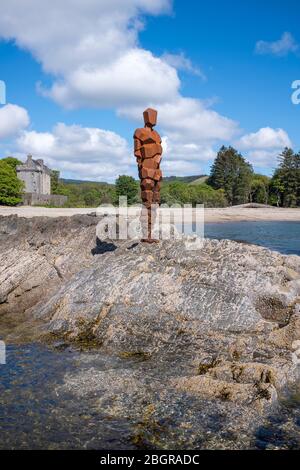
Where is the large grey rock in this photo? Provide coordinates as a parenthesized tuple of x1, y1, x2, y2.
(35, 237, 300, 348)
(0, 214, 99, 316)
(1, 214, 300, 449)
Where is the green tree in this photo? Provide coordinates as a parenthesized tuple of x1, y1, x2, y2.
(270, 148, 300, 207)
(269, 175, 285, 207)
(1, 156, 22, 171)
(115, 175, 139, 205)
(279, 147, 297, 207)
(51, 170, 61, 194)
(0, 160, 24, 206)
(250, 174, 270, 204)
(44, 179, 116, 208)
(83, 188, 102, 206)
(190, 184, 227, 207)
(167, 181, 190, 204)
(208, 146, 253, 205)
(160, 181, 227, 207)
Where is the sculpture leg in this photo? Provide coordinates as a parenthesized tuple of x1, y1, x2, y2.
(147, 201, 158, 240)
(153, 181, 161, 205)
(140, 179, 158, 243)
(149, 181, 160, 239)
(140, 205, 149, 240)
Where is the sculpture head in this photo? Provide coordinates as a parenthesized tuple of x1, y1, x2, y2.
(143, 108, 157, 128)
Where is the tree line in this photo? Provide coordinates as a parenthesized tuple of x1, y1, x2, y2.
(207, 146, 300, 207)
(113, 146, 300, 208)
(0, 146, 300, 207)
(0, 157, 24, 205)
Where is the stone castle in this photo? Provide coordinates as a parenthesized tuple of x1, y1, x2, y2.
(16, 155, 67, 206)
(17, 155, 51, 195)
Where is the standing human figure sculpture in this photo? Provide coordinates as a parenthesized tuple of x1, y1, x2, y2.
(134, 108, 163, 242)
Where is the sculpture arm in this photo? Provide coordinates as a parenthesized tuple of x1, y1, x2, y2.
(134, 137, 142, 159)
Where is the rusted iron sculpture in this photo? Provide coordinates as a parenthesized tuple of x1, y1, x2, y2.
(134, 108, 163, 242)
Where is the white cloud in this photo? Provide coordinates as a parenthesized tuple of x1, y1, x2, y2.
(163, 136, 214, 161)
(44, 49, 180, 109)
(0, 104, 30, 139)
(120, 98, 239, 143)
(162, 159, 207, 176)
(236, 127, 292, 168)
(158, 98, 238, 171)
(157, 98, 239, 142)
(0, 1, 241, 177)
(237, 127, 291, 150)
(13, 119, 217, 180)
(255, 32, 298, 57)
(245, 150, 280, 168)
(162, 135, 215, 166)
(120, 97, 239, 171)
(0, 0, 176, 109)
(161, 52, 206, 80)
(16, 123, 133, 182)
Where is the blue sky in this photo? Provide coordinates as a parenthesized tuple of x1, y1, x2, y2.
(0, 0, 299, 181)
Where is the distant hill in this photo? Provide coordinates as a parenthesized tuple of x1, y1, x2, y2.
(62, 176, 208, 186)
(62, 178, 110, 186)
(163, 175, 207, 184)
(189, 176, 209, 185)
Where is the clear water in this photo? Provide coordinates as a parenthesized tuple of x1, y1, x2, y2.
(1, 343, 300, 449)
(0, 344, 138, 450)
(202, 221, 300, 256)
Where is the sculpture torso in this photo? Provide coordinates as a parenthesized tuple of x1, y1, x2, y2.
(134, 125, 163, 206)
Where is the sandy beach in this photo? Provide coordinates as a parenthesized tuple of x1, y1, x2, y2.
(1, 204, 300, 222)
(203, 206, 300, 222)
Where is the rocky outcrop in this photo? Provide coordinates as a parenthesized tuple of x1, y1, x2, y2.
(0, 214, 99, 316)
(1, 214, 300, 449)
(34, 232, 300, 364)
